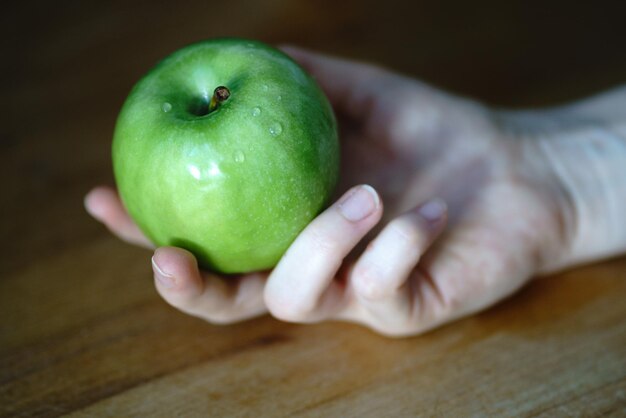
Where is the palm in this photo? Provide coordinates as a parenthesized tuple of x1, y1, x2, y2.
(334, 78, 566, 331)
(337, 77, 505, 219)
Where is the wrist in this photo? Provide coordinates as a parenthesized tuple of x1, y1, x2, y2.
(495, 98, 626, 272)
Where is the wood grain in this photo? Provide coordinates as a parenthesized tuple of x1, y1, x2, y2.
(3, 1, 626, 416)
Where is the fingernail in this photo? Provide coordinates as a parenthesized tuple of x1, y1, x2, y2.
(418, 198, 446, 222)
(338, 185, 379, 222)
(83, 192, 103, 220)
(152, 256, 176, 288)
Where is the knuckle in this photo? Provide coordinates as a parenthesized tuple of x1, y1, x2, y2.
(368, 316, 421, 338)
(440, 293, 463, 317)
(268, 304, 313, 323)
(182, 303, 241, 325)
(205, 313, 239, 325)
(159, 289, 237, 324)
(155, 285, 192, 308)
(307, 226, 340, 256)
(377, 325, 417, 338)
(265, 294, 315, 323)
(389, 218, 423, 248)
(352, 263, 383, 300)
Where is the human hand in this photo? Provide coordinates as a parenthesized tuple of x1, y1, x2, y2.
(85, 46, 582, 336)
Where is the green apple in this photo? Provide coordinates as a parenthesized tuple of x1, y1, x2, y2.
(112, 38, 339, 274)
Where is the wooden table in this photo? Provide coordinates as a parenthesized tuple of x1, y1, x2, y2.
(3, 1, 626, 416)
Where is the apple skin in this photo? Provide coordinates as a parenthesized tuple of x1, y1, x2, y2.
(112, 38, 339, 274)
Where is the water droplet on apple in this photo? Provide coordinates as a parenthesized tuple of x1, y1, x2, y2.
(251, 107, 261, 117)
(162, 102, 172, 112)
(247, 43, 255, 48)
(269, 122, 283, 137)
(187, 164, 201, 180)
(234, 150, 245, 163)
(262, 84, 269, 92)
(277, 95, 282, 101)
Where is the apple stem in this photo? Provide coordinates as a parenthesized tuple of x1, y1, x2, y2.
(208, 86, 230, 113)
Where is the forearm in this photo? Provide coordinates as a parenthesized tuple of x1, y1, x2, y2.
(499, 86, 626, 271)
(540, 108, 626, 269)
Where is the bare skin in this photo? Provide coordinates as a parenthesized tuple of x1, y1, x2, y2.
(85, 47, 626, 337)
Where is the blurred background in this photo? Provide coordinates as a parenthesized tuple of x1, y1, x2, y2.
(5, 0, 626, 276)
(3, 1, 626, 414)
